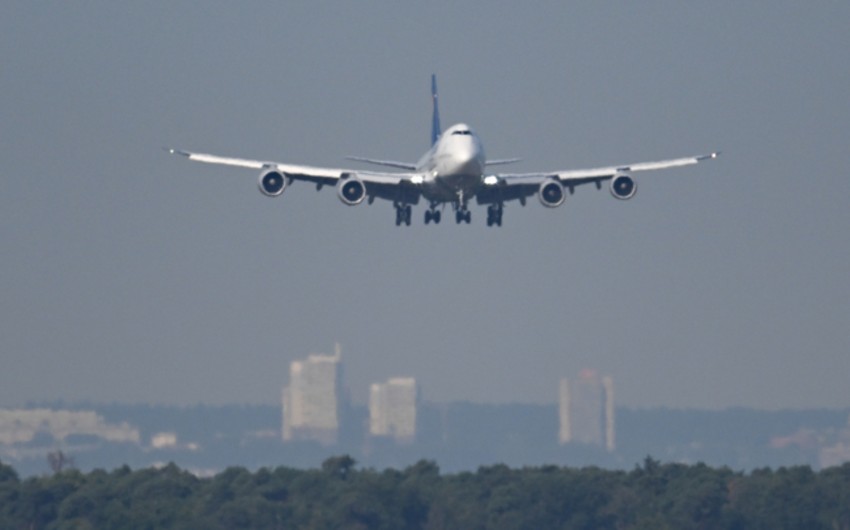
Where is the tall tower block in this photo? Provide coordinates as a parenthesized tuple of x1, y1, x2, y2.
(558, 378, 571, 444)
(369, 377, 417, 443)
(282, 346, 343, 446)
(558, 370, 615, 452)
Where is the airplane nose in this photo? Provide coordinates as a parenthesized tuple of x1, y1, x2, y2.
(453, 146, 484, 175)
(457, 155, 482, 175)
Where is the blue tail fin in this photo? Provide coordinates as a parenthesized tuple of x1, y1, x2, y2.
(431, 74, 441, 146)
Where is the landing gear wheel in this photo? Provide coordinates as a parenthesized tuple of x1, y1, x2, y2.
(486, 204, 503, 227)
(425, 209, 442, 225)
(456, 210, 471, 224)
(395, 204, 412, 226)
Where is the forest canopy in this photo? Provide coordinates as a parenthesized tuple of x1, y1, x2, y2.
(0, 457, 848, 530)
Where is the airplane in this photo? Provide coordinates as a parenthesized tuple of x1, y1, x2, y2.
(168, 75, 718, 227)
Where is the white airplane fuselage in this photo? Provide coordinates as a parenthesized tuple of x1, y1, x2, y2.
(415, 123, 486, 204)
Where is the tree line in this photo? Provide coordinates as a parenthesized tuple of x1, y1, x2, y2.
(0, 456, 848, 529)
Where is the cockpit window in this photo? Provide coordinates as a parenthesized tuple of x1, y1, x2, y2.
(451, 130, 472, 135)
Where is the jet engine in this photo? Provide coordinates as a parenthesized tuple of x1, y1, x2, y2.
(538, 178, 566, 208)
(337, 174, 367, 205)
(258, 170, 289, 197)
(610, 174, 637, 200)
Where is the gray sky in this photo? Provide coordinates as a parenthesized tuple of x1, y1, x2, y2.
(2, 2, 849, 410)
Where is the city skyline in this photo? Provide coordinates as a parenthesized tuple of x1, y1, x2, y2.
(2, 401, 848, 477)
(280, 346, 624, 449)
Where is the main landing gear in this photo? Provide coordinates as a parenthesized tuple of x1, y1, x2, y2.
(424, 204, 441, 225)
(393, 199, 501, 226)
(394, 203, 412, 226)
(455, 209, 471, 224)
(486, 204, 503, 227)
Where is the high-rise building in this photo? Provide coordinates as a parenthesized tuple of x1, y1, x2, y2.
(558, 369, 615, 451)
(369, 377, 417, 443)
(282, 345, 342, 446)
(602, 375, 616, 452)
(558, 378, 571, 444)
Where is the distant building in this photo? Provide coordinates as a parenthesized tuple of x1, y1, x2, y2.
(558, 370, 615, 451)
(369, 377, 417, 443)
(282, 345, 343, 446)
(602, 375, 615, 452)
(558, 379, 571, 444)
(0, 409, 139, 445)
(818, 413, 850, 469)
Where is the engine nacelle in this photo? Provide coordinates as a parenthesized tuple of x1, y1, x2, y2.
(337, 174, 367, 205)
(538, 178, 566, 208)
(610, 174, 637, 200)
(258, 170, 289, 197)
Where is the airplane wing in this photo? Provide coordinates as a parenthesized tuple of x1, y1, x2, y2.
(166, 148, 423, 203)
(476, 152, 719, 204)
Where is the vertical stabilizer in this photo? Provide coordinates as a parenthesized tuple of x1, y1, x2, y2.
(431, 74, 441, 146)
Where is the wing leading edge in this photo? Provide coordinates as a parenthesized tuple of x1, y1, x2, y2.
(166, 147, 424, 208)
(167, 148, 419, 185)
(476, 152, 719, 205)
(494, 152, 719, 184)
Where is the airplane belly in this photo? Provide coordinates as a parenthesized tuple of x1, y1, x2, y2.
(421, 181, 454, 202)
(422, 174, 481, 202)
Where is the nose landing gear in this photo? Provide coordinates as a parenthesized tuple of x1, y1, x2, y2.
(455, 209, 472, 224)
(394, 203, 412, 226)
(453, 191, 471, 224)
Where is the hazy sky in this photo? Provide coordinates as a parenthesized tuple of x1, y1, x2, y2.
(2, 2, 849, 410)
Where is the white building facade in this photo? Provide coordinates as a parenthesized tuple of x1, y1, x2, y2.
(282, 348, 342, 446)
(369, 377, 417, 443)
(558, 369, 615, 451)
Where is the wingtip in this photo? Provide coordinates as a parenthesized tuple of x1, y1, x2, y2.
(164, 147, 189, 157)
